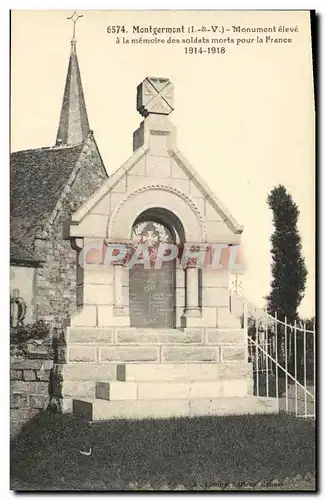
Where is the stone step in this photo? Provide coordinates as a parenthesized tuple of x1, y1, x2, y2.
(60, 362, 252, 382)
(118, 362, 252, 382)
(72, 396, 278, 421)
(95, 379, 252, 401)
(59, 380, 96, 398)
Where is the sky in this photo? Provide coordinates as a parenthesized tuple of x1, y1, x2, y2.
(10, 10, 315, 317)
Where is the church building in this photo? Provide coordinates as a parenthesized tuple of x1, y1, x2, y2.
(10, 36, 107, 326)
(11, 25, 276, 419)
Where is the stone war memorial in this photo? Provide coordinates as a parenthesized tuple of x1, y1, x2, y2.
(62, 75, 276, 420)
(10, 11, 316, 491)
(10, 22, 278, 427)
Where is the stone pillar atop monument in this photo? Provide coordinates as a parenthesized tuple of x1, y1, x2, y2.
(137, 77, 174, 117)
(133, 77, 176, 152)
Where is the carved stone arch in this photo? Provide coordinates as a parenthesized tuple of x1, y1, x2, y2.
(108, 184, 207, 242)
(132, 206, 184, 245)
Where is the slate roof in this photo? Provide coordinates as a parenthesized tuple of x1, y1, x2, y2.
(10, 143, 83, 263)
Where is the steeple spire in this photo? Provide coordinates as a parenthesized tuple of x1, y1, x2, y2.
(56, 12, 90, 146)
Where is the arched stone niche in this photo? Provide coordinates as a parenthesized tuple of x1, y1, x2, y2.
(108, 185, 207, 243)
(106, 185, 206, 328)
(131, 206, 184, 244)
(128, 207, 185, 328)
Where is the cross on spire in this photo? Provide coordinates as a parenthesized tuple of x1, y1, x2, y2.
(67, 11, 83, 42)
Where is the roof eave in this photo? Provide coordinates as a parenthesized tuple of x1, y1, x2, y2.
(10, 257, 43, 268)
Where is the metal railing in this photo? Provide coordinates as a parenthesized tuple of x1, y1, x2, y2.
(231, 294, 315, 419)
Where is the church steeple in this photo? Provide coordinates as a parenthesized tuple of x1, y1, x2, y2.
(56, 12, 90, 146)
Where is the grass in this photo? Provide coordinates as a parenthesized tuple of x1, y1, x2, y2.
(11, 410, 316, 491)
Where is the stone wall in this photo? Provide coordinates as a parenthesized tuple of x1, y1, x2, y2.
(34, 136, 107, 328)
(10, 343, 54, 437)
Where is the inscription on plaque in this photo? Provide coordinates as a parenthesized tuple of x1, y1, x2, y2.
(129, 221, 175, 328)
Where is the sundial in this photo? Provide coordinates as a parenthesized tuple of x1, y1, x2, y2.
(137, 76, 174, 116)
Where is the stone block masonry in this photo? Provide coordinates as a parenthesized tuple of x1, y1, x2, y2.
(64, 326, 247, 365)
(58, 325, 256, 417)
(56, 323, 276, 419)
(10, 356, 54, 437)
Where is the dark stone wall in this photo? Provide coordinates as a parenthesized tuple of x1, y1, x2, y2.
(10, 341, 54, 437)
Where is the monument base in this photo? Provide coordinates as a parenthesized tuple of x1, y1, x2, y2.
(57, 326, 278, 419)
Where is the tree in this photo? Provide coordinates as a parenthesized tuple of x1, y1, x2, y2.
(266, 185, 307, 324)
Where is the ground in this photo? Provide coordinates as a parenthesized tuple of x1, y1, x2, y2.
(10, 410, 316, 491)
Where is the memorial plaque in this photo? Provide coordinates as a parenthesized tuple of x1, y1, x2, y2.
(129, 221, 175, 328)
